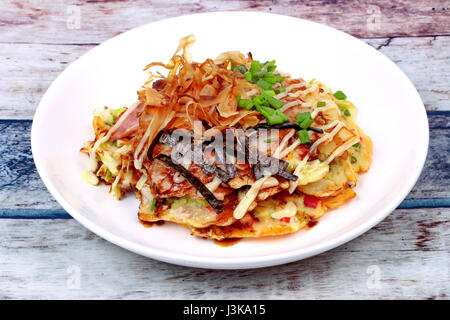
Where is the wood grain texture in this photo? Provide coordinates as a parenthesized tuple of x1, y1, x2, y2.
(1, 0, 449, 45)
(0, 36, 449, 119)
(1, 1, 448, 300)
(0, 114, 448, 211)
(0, 207, 448, 299)
(0, 43, 91, 119)
(365, 36, 450, 112)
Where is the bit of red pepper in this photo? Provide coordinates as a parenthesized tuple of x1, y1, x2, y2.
(360, 136, 363, 142)
(303, 195, 322, 209)
(280, 217, 291, 223)
(206, 206, 214, 213)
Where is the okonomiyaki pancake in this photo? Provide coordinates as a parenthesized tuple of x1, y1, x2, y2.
(81, 35, 372, 241)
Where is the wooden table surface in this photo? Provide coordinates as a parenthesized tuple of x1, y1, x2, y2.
(0, 0, 449, 299)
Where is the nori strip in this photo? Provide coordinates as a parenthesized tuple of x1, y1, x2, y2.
(156, 154, 224, 213)
(158, 132, 235, 183)
(239, 133, 297, 181)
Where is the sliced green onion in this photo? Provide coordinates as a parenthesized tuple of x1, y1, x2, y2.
(243, 71, 252, 82)
(309, 78, 317, 84)
(276, 109, 289, 122)
(352, 142, 361, 149)
(262, 73, 278, 84)
(261, 89, 276, 96)
(296, 112, 310, 123)
(317, 101, 326, 108)
(252, 71, 267, 80)
(252, 94, 266, 107)
(256, 79, 273, 90)
(263, 73, 284, 84)
(318, 153, 327, 162)
(299, 117, 313, 129)
(150, 198, 157, 211)
(264, 60, 277, 72)
(343, 108, 351, 117)
(275, 75, 284, 83)
(276, 87, 286, 94)
(256, 105, 275, 118)
(166, 197, 174, 204)
(337, 103, 351, 117)
(298, 130, 311, 144)
(265, 95, 284, 109)
(333, 90, 347, 100)
(250, 60, 261, 74)
(296, 112, 313, 128)
(266, 138, 273, 143)
(238, 98, 254, 110)
(266, 115, 285, 125)
(266, 110, 288, 125)
(350, 156, 357, 164)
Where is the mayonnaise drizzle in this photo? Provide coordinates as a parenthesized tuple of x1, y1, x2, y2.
(274, 82, 307, 100)
(233, 134, 293, 219)
(311, 104, 339, 119)
(326, 136, 360, 164)
(288, 121, 345, 193)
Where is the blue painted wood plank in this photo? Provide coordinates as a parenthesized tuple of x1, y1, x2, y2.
(0, 209, 71, 219)
(426, 110, 450, 116)
(397, 198, 450, 209)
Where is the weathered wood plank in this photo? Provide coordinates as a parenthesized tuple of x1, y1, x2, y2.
(409, 112, 450, 200)
(0, 114, 448, 211)
(1, 0, 449, 45)
(0, 36, 449, 119)
(0, 208, 448, 299)
(0, 43, 92, 119)
(365, 37, 450, 112)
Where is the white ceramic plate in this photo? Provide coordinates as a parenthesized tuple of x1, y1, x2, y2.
(31, 12, 428, 269)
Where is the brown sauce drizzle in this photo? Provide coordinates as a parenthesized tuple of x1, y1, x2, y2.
(139, 220, 165, 228)
(307, 220, 318, 229)
(214, 238, 242, 247)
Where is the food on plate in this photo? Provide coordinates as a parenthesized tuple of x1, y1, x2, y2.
(81, 35, 372, 240)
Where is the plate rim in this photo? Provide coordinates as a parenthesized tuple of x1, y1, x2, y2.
(31, 11, 429, 269)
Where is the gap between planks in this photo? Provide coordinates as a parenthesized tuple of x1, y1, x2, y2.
(0, 34, 449, 47)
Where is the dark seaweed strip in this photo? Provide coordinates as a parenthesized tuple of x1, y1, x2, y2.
(241, 133, 297, 181)
(276, 161, 297, 180)
(156, 154, 224, 213)
(253, 122, 323, 133)
(159, 132, 234, 183)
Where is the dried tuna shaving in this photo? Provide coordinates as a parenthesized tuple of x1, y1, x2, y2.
(134, 107, 175, 170)
(138, 35, 260, 138)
